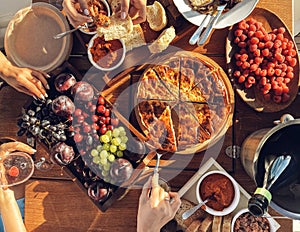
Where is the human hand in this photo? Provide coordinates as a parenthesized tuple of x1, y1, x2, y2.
(0, 141, 36, 187)
(0, 51, 49, 100)
(120, 0, 147, 24)
(137, 175, 181, 232)
(63, 0, 93, 28)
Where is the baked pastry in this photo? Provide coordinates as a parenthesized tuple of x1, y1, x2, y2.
(136, 52, 233, 152)
(148, 26, 176, 54)
(146, 1, 167, 31)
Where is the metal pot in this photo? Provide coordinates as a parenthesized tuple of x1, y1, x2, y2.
(241, 114, 300, 219)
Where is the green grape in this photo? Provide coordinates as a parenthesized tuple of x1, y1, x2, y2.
(100, 150, 108, 159)
(119, 143, 127, 151)
(101, 170, 109, 177)
(112, 137, 121, 146)
(100, 158, 108, 165)
(91, 149, 99, 157)
(120, 135, 128, 143)
(104, 176, 111, 183)
(103, 163, 111, 171)
(118, 126, 125, 132)
(112, 128, 120, 137)
(108, 154, 115, 162)
(105, 130, 112, 139)
(96, 145, 103, 152)
(110, 144, 117, 153)
(119, 131, 126, 137)
(102, 143, 110, 151)
(100, 134, 110, 143)
(116, 150, 123, 157)
(92, 156, 101, 164)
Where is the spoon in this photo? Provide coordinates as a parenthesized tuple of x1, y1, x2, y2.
(182, 197, 211, 220)
(53, 24, 87, 39)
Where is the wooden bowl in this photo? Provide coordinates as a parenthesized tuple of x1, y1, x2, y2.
(226, 8, 299, 112)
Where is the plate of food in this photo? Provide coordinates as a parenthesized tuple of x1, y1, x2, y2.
(226, 8, 300, 112)
(4, 2, 72, 72)
(134, 51, 234, 154)
(173, 0, 258, 29)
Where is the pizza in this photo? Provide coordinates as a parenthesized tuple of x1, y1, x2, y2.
(136, 52, 233, 153)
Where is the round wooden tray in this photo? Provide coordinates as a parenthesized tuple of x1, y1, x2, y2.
(134, 51, 234, 154)
(226, 8, 300, 112)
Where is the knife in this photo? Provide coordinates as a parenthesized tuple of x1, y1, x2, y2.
(197, 4, 227, 46)
(189, 14, 211, 45)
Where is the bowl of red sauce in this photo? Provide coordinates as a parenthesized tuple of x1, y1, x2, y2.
(196, 170, 240, 216)
(88, 34, 126, 71)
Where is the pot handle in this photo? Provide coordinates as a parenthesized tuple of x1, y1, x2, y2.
(273, 114, 294, 125)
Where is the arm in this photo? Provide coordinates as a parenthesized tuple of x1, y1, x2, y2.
(137, 176, 181, 232)
(0, 188, 26, 232)
(0, 51, 49, 100)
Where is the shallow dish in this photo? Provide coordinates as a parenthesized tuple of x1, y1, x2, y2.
(231, 208, 277, 232)
(226, 8, 299, 112)
(4, 2, 72, 72)
(196, 170, 240, 216)
(79, 0, 110, 35)
(173, 0, 258, 29)
(87, 34, 126, 72)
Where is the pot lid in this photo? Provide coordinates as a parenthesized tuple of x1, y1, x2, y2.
(4, 2, 72, 72)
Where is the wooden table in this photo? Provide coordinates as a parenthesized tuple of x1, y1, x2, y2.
(0, 0, 296, 231)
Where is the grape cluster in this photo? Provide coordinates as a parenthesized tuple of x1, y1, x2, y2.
(90, 126, 128, 184)
(17, 99, 73, 147)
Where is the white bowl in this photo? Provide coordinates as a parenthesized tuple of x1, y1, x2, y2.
(231, 208, 277, 232)
(87, 34, 126, 72)
(196, 170, 240, 216)
(79, 0, 111, 35)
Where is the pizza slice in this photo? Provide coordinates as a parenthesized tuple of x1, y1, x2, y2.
(176, 103, 200, 149)
(146, 106, 177, 152)
(137, 68, 177, 101)
(153, 64, 180, 100)
(137, 100, 169, 129)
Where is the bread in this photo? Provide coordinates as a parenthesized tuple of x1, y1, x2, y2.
(123, 24, 146, 51)
(175, 198, 207, 230)
(97, 13, 133, 40)
(198, 215, 213, 232)
(211, 216, 222, 232)
(222, 213, 233, 232)
(146, 1, 167, 31)
(148, 26, 176, 54)
(186, 220, 201, 232)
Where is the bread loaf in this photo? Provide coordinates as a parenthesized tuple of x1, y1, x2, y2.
(146, 1, 167, 31)
(148, 26, 176, 54)
(211, 216, 222, 232)
(198, 214, 213, 232)
(222, 213, 233, 232)
(123, 24, 146, 51)
(97, 13, 133, 40)
(186, 220, 201, 232)
(174, 199, 207, 230)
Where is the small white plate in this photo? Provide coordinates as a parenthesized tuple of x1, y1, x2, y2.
(173, 0, 259, 29)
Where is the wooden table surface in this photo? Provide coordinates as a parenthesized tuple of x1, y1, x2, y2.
(0, 0, 297, 231)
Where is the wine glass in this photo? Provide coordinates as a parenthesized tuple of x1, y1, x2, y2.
(0, 151, 34, 188)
